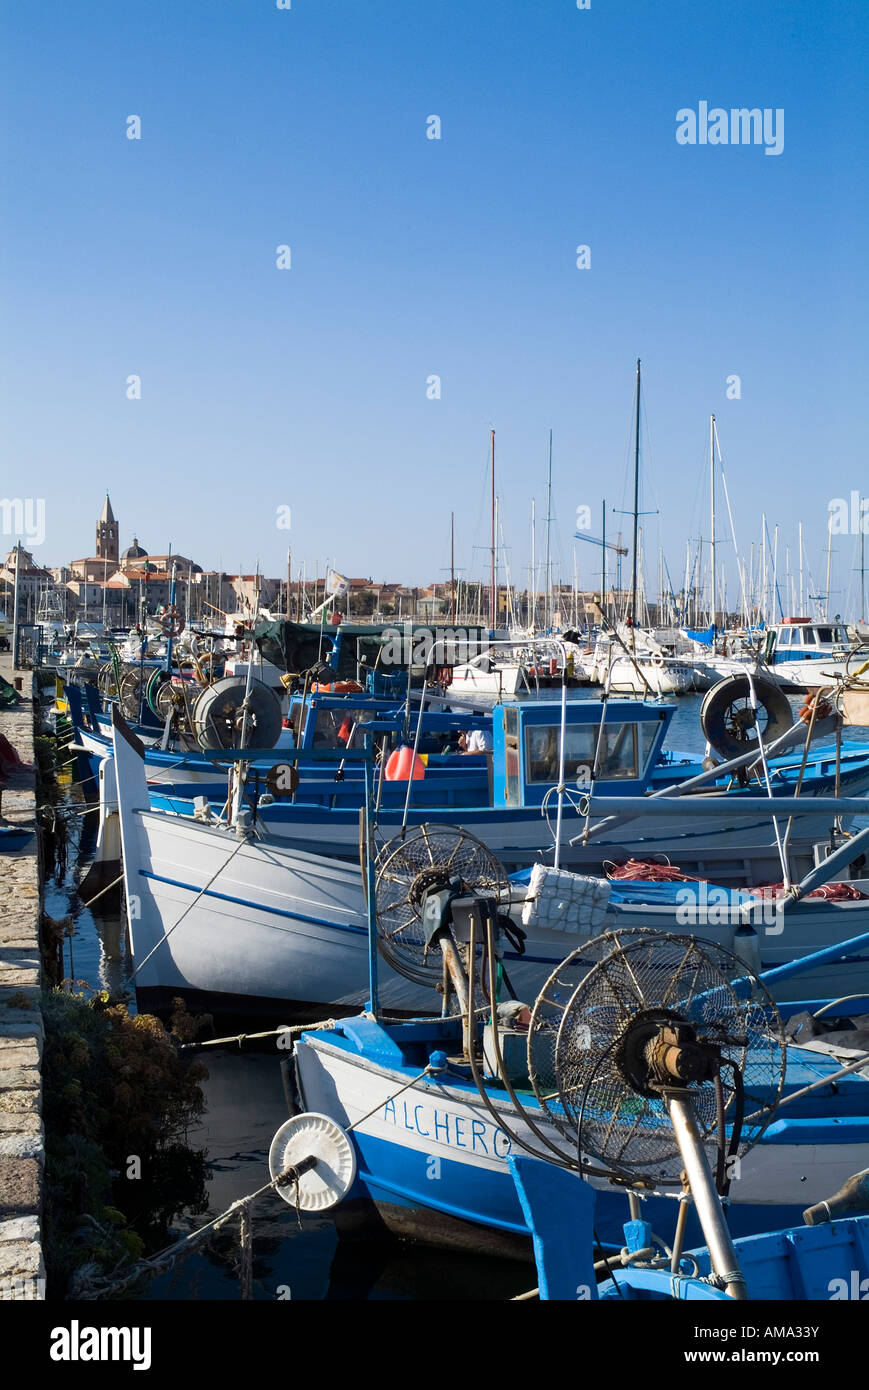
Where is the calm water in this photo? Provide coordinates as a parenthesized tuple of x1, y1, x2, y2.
(48, 693, 869, 1300)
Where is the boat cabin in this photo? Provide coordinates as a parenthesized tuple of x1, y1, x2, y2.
(289, 690, 485, 753)
(492, 698, 674, 807)
(765, 619, 850, 664)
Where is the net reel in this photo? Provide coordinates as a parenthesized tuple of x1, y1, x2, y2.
(373, 825, 516, 1044)
(191, 675, 283, 750)
(502, 929, 787, 1297)
(118, 666, 148, 722)
(700, 674, 794, 763)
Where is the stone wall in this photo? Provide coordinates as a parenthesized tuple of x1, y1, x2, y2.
(0, 659, 44, 1299)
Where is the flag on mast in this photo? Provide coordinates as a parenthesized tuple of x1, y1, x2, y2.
(326, 569, 350, 597)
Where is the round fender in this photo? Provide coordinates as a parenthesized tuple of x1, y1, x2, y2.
(700, 674, 793, 761)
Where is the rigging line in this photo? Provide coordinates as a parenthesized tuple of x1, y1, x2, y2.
(713, 419, 749, 623)
(126, 831, 250, 981)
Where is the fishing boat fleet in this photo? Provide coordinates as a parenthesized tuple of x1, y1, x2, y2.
(42, 571, 869, 1303)
(35, 361, 869, 1305)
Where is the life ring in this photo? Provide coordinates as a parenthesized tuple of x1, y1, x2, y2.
(651, 653, 664, 668)
(160, 605, 185, 638)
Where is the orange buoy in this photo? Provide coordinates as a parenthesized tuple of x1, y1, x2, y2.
(384, 746, 426, 781)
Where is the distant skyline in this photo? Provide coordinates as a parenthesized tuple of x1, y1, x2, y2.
(2, 1, 867, 618)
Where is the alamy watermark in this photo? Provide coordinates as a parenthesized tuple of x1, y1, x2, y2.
(829, 492, 869, 535)
(829, 1271, 869, 1299)
(0, 497, 45, 547)
(380, 623, 486, 666)
(675, 883, 784, 935)
(676, 103, 784, 157)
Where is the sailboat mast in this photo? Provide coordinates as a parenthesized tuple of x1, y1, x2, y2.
(860, 497, 867, 620)
(710, 413, 716, 628)
(824, 514, 833, 621)
(450, 512, 456, 623)
(601, 499, 607, 623)
(530, 498, 536, 631)
(630, 358, 641, 645)
(545, 429, 553, 628)
(490, 430, 496, 628)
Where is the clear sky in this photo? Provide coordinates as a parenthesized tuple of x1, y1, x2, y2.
(1, 0, 867, 616)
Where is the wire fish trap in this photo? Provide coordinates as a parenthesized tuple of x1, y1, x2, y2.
(374, 823, 510, 987)
(527, 929, 786, 1185)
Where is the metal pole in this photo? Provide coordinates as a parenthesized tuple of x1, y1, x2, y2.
(363, 740, 379, 1016)
(490, 430, 496, 629)
(450, 512, 456, 624)
(710, 413, 716, 628)
(630, 359, 641, 646)
(545, 429, 553, 629)
(601, 499, 606, 623)
(11, 541, 21, 668)
(530, 498, 536, 631)
(665, 1092, 748, 1299)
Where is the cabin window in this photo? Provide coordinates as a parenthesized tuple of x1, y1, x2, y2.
(311, 708, 370, 748)
(778, 627, 792, 647)
(591, 723, 642, 780)
(638, 721, 659, 772)
(523, 720, 660, 786)
(504, 707, 520, 805)
(815, 627, 834, 645)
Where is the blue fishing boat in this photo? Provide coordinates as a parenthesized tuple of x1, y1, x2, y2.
(106, 678, 869, 884)
(279, 864, 869, 1292)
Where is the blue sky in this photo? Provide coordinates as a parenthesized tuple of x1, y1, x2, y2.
(1, 0, 867, 615)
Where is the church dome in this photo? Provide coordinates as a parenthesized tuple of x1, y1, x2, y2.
(121, 537, 148, 562)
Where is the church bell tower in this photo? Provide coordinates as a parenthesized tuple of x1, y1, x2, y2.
(96, 493, 119, 564)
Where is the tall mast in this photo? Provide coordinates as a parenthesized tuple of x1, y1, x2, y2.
(490, 429, 496, 628)
(856, 494, 862, 614)
(798, 521, 804, 614)
(545, 429, 553, 628)
(450, 512, 456, 623)
(630, 358, 641, 645)
(824, 513, 833, 620)
(601, 499, 607, 624)
(860, 498, 866, 619)
(710, 413, 716, 628)
(530, 498, 536, 631)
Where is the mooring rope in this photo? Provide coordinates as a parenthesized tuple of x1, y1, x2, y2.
(68, 1060, 445, 1300)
